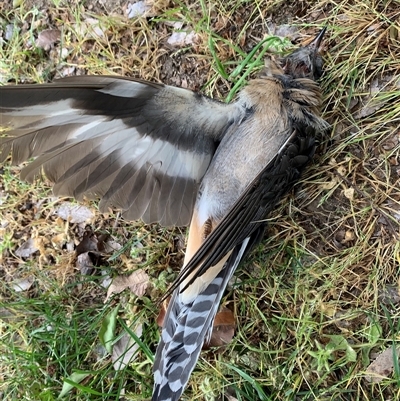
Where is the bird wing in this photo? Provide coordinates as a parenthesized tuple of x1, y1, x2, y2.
(0, 76, 243, 226)
(168, 126, 316, 296)
(152, 125, 318, 401)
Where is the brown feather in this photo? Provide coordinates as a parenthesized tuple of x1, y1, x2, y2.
(0, 76, 244, 226)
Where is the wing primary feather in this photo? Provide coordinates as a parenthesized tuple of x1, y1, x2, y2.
(0, 76, 243, 226)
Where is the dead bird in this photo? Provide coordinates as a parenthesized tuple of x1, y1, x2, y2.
(0, 28, 328, 401)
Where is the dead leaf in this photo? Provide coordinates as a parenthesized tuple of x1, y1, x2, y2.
(11, 276, 35, 292)
(354, 77, 394, 119)
(76, 252, 95, 275)
(51, 232, 68, 248)
(76, 227, 106, 256)
(320, 302, 337, 317)
(266, 22, 300, 41)
(365, 347, 400, 383)
(344, 230, 355, 242)
(75, 228, 108, 274)
(321, 178, 338, 190)
(224, 395, 239, 401)
(367, 23, 382, 32)
(105, 269, 149, 302)
(378, 284, 400, 305)
(204, 307, 235, 349)
(126, 1, 152, 18)
(0, 307, 18, 321)
(343, 187, 354, 201)
(349, 97, 359, 110)
(156, 297, 170, 328)
(337, 165, 347, 176)
(167, 23, 198, 47)
(74, 18, 105, 40)
(5, 23, 14, 41)
(103, 239, 122, 254)
(112, 323, 143, 370)
(56, 203, 94, 223)
(61, 66, 76, 77)
(35, 29, 61, 50)
(167, 31, 198, 46)
(100, 270, 112, 289)
(76, 232, 99, 254)
(333, 310, 359, 330)
(15, 238, 38, 258)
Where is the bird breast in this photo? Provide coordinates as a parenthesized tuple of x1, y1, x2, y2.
(196, 77, 291, 226)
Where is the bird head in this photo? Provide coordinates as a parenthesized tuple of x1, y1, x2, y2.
(280, 27, 326, 80)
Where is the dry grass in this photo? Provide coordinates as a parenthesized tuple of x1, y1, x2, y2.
(1, 0, 400, 400)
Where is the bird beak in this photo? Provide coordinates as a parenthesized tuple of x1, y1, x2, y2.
(309, 27, 326, 52)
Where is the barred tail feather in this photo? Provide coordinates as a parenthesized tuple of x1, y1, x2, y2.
(152, 238, 250, 401)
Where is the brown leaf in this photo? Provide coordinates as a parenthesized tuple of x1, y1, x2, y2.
(365, 347, 400, 383)
(105, 270, 149, 302)
(76, 227, 107, 256)
(35, 29, 61, 50)
(204, 307, 235, 349)
(76, 230, 97, 255)
(156, 297, 170, 328)
(75, 228, 108, 274)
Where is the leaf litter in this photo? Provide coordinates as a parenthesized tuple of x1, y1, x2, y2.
(365, 346, 400, 383)
(105, 269, 150, 302)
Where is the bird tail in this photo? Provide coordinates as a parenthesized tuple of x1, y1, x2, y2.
(152, 237, 252, 401)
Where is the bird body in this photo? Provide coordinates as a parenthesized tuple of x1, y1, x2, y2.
(0, 29, 328, 401)
(181, 77, 301, 298)
(152, 60, 327, 400)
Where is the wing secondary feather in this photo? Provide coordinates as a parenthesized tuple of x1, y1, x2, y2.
(0, 76, 244, 226)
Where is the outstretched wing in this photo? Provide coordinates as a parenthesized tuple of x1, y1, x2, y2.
(0, 76, 244, 226)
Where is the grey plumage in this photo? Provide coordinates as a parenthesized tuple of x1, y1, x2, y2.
(152, 28, 328, 401)
(0, 77, 242, 226)
(0, 29, 328, 401)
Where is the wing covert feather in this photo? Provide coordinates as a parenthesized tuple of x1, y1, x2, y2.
(0, 76, 244, 226)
